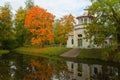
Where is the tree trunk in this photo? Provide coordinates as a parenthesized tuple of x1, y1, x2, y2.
(41, 42, 45, 48)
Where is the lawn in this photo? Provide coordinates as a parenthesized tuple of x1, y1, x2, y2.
(14, 47, 71, 57)
(77, 48, 110, 61)
(0, 50, 9, 55)
(113, 52, 120, 62)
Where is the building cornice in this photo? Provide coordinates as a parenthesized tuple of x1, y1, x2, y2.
(76, 16, 94, 19)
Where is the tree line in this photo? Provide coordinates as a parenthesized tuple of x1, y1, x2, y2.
(0, 0, 119, 51)
(0, 0, 75, 49)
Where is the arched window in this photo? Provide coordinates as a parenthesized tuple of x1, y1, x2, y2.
(78, 34, 82, 37)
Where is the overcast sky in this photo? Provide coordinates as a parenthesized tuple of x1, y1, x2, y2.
(0, 0, 91, 19)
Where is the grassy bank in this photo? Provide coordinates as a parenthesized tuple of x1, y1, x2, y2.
(77, 48, 110, 61)
(113, 52, 120, 62)
(0, 50, 9, 54)
(14, 47, 71, 57)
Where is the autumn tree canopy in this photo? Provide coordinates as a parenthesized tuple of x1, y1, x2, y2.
(0, 3, 13, 42)
(25, 6, 55, 46)
(0, 3, 18, 49)
(56, 14, 75, 45)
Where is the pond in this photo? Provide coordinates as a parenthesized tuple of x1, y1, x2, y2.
(0, 53, 120, 80)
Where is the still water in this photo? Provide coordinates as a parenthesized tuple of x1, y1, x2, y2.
(0, 53, 120, 80)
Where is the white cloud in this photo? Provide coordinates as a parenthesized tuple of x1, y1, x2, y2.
(0, 0, 91, 18)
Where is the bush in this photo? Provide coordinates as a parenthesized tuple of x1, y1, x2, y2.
(2, 39, 19, 50)
(113, 52, 120, 62)
(101, 51, 109, 61)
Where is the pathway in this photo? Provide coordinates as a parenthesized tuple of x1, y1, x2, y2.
(60, 48, 80, 58)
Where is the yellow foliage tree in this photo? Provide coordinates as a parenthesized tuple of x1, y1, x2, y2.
(57, 14, 75, 45)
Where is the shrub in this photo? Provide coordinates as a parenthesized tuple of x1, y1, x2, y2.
(101, 51, 109, 61)
(2, 39, 19, 50)
(113, 52, 120, 62)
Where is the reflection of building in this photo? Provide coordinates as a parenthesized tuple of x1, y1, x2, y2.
(67, 61, 90, 80)
(66, 61, 102, 80)
(66, 60, 120, 80)
(9, 61, 17, 79)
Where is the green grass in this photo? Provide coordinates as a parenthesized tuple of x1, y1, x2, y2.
(0, 50, 9, 54)
(77, 48, 109, 61)
(14, 47, 71, 57)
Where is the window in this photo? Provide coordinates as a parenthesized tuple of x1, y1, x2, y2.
(71, 63, 74, 69)
(84, 18, 87, 24)
(88, 18, 92, 23)
(78, 73, 82, 76)
(78, 34, 82, 47)
(78, 34, 82, 37)
(78, 63, 82, 72)
(78, 39, 82, 47)
(78, 19, 81, 24)
(78, 18, 83, 24)
(87, 18, 90, 23)
(71, 39, 74, 44)
(78, 63, 82, 76)
(94, 67, 98, 74)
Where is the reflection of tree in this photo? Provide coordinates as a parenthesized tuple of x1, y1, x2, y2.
(0, 59, 10, 80)
(23, 60, 53, 80)
(48, 58, 69, 79)
(0, 53, 34, 80)
(0, 53, 69, 80)
(14, 54, 30, 80)
(118, 67, 120, 79)
(91, 65, 119, 80)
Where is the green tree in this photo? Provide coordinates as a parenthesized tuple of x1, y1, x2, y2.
(14, 0, 35, 47)
(0, 3, 16, 49)
(24, 0, 35, 45)
(25, 0, 34, 10)
(14, 7, 27, 46)
(53, 19, 60, 44)
(0, 3, 13, 41)
(86, 0, 120, 49)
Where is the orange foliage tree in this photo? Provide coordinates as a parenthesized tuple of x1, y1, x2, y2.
(25, 6, 55, 46)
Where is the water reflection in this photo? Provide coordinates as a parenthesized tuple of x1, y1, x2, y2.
(66, 60, 120, 80)
(23, 60, 53, 80)
(0, 53, 120, 80)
